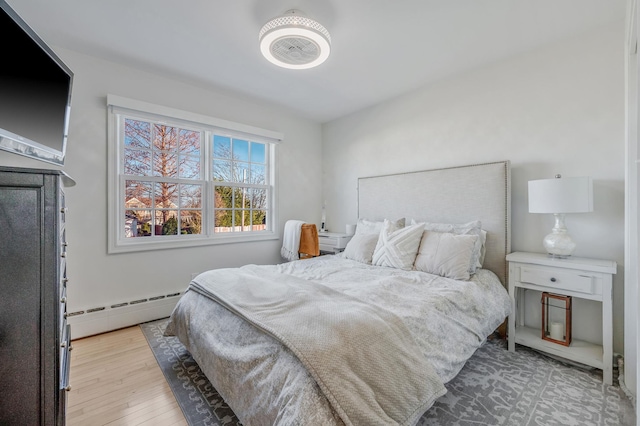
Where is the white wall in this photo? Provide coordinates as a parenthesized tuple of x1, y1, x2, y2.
(323, 23, 626, 353)
(625, 0, 638, 399)
(0, 48, 323, 333)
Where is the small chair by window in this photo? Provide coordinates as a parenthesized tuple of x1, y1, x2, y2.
(299, 224, 319, 259)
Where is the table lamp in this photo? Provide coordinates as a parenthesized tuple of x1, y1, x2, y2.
(528, 175, 593, 258)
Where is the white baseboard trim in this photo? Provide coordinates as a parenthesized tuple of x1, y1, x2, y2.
(68, 293, 182, 339)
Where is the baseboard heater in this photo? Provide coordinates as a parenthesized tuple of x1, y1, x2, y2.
(67, 291, 183, 339)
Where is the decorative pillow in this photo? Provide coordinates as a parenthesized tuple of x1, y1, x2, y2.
(414, 231, 479, 280)
(355, 217, 405, 236)
(342, 233, 379, 264)
(411, 219, 483, 274)
(372, 220, 423, 270)
(478, 229, 488, 267)
(372, 217, 404, 255)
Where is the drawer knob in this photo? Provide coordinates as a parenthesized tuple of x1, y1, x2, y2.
(550, 277, 557, 282)
(65, 385, 72, 392)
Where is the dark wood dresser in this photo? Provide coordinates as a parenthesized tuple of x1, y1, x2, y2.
(0, 166, 75, 425)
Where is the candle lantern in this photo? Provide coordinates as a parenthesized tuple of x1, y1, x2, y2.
(541, 292, 572, 346)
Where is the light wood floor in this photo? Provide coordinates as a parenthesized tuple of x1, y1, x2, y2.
(66, 325, 188, 426)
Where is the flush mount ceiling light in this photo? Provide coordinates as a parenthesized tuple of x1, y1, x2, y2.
(259, 9, 331, 70)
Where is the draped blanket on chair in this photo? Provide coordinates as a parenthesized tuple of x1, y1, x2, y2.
(281, 219, 305, 261)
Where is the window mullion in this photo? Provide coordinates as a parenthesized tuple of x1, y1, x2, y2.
(203, 129, 213, 237)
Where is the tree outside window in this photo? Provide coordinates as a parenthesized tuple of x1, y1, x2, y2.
(121, 120, 270, 240)
(123, 119, 203, 238)
(212, 135, 268, 233)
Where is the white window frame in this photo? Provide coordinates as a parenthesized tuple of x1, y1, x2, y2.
(107, 95, 282, 253)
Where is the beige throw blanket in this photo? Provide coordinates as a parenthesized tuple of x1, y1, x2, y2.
(189, 265, 446, 426)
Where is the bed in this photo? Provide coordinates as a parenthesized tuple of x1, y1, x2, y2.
(165, 160, 512, 425)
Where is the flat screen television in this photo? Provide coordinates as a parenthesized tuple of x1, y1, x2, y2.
(0, 0, 73, 166)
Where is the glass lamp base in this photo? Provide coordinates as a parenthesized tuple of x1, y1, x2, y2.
(543, 213, 576, 258)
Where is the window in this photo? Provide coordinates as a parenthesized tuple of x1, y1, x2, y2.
(212, 135, 268, 233)
(108, 95, 282, 253)
(123, 119, 203, 240)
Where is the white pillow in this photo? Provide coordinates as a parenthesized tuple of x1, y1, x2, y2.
(478, 229, 488, 267)
(411, 219, 483, 274)
(342, 233, 379, 264)
(372, 220, 423, 270)
(372, 217, 404, 254)
(414, 231, 479, 280)
(355, 217, 405, 236)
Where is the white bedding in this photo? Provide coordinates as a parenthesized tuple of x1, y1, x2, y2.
(165, 254, 511, 425)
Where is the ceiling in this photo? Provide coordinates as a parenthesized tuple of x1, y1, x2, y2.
(7, 0, 627, 123)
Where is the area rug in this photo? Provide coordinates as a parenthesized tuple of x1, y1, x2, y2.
(141, 318, 636, 426)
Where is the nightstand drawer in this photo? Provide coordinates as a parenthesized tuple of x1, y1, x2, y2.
(318, 232, 352, 253)
(319, 236, 339, 247)
(519, 265, 594, 295)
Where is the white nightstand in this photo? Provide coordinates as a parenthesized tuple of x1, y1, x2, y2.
(318, 232, 352, 254)
(506, 251, 617, 385)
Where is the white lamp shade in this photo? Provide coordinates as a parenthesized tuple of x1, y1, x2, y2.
(528, 176, 593, 214)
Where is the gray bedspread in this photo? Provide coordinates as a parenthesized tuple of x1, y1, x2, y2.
(188, 266, 446, 426)
(165, 255, 511, 426)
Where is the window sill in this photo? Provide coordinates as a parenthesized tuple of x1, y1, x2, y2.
(108, 231, 279, 254)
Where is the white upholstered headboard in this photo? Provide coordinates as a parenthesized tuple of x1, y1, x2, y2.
(358, 161, 511, 286)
